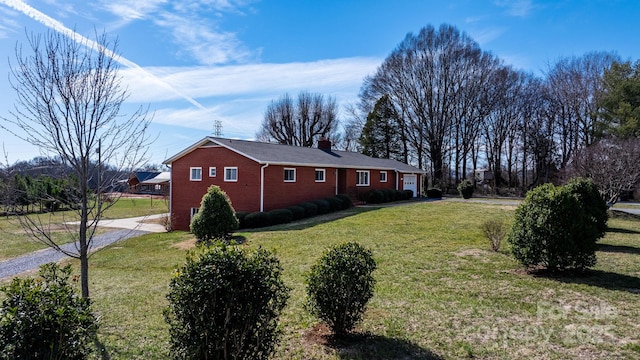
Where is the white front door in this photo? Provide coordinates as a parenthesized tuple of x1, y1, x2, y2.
(403, 174, 417, 197)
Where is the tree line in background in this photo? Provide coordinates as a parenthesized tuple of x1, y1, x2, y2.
(258, 24, 640, 202)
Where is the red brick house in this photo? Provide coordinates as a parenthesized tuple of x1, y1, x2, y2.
(163, 137, 425, 231)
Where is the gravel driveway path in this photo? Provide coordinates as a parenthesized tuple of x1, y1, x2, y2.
(0, 229, 149, 280)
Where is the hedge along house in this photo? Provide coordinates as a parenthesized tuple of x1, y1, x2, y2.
(163, 137, 425, 231)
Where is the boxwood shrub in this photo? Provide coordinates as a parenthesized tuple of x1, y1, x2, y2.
(286, 206, 305, 221)
(298, 202, 318, 218)
(426, 188, 442, 198)
(324, 197, 344, 212)
(402, 189, 414, 200)
(235, 211, 250, 229)
(268, 209, 293, 225)
(364, 190, 384, 204)
(335, 194, 353, 209)
(243, 212, 272, 229)
(507, 180, 607, 271)
(165, 244, 290, 359)
(305, 242, 376, 335)
(312, 199, 331, 214)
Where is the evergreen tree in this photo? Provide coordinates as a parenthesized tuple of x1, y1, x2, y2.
(359, 95, 404, 160)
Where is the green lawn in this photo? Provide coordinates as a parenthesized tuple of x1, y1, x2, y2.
(71, 200, 640, 359)
(0, 197, 168, 260)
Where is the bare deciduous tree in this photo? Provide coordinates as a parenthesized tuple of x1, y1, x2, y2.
(1, 30, 152, 298)
(257, 91, 339, 147)
(360, 24, 500, 185)
(569, 137, 640, 205)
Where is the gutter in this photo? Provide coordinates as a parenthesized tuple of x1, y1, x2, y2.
(260, 163, 269, 212)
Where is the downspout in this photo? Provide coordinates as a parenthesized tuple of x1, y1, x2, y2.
(395, 170, 399, 191)
(260, 163, 269, 212)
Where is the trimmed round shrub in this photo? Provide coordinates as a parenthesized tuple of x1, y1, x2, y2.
(393, 190, 403, 201)
(286, 205, 305, 221)
(305, 242, 376, 335)
(564, 177, 608, 237)
(364, 190, 384, 204)
(165, 244, 290, 360)
(507, 181, 606, 271)
(0, 263, 98, 359)
(402, 189, 414, 200)
(426, 188, 442, 198)
(235, 211, 250, 229)
(312, 199, 331, 214)
(324, 197, 344, 212)
(268, 209, 293, 225)
(298, 202, 318, 218)
(335, 194, 353, 209)
(457, 179, 474, 199)
(243, 212, 272, 229)
(190, 185, 239, 242)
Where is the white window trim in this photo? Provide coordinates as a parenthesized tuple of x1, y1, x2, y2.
(190, 167, 202, 181)
(190, 207, 199, 220)
(284, 168, 296, 182)
(209, 167, 217, 177)
(380, 171, 388, 183)
(315, 168, 326, 183)
(224, 167, 238, 182)
(356, 170, 370, 187)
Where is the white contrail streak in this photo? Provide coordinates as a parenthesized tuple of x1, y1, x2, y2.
(0, 0, 208, 111)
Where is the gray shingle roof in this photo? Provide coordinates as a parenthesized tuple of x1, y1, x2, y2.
(164, 137, 425, 173)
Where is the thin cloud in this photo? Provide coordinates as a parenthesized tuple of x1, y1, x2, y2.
(495, 0, 534, 17)
(0, 0, 207, 110)
(100, 0, 258, 65)
(156, 12, 254, 65)
(121, 57, 381, 102)
(469, 27, 506, 45)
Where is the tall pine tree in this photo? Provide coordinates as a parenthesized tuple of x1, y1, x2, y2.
(359, 95, 404, 161)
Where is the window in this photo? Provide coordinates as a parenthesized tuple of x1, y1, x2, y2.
(224, 167, 238, 182)
(190, 167, 202, 181)
(190, 207, 199, 220)
(356, 170, 370, 186)
(209, 167, 217, 177)
(284, 168, 296, 182)
(315, 168, 326, 182)
(380, 171, 388, 182)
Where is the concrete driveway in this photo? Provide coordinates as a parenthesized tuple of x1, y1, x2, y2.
(0, 213, 168, 280)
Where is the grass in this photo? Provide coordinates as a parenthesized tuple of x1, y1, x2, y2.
(2, 199, 639, 358)
(0, 196, 167, 260)
(60, 200, 639, 359)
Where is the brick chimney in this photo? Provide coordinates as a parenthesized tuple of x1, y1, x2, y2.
(318, 137, 331, 151)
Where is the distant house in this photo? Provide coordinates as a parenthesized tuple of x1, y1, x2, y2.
(126, 171, 170, 195)
(163, 137, 425, 231)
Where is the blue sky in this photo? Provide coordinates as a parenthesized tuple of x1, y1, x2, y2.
(0, 0, 639, 165)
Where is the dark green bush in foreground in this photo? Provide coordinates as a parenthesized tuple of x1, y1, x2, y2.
(165, 244, 290, 360)
(305, 242, 376, 335)
(324, 197, 344, 212)
(0, 263, 98, 359)
(508, 178, 608, 271)
(312, 199, 331, 214)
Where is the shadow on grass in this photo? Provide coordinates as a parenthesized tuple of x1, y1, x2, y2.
(609, 210, 640, 221)
(532, 269, 640, 294)
(599, 243, 640, 255)
(606, 227, 640, 235)
(93, 337, 111, 360)
(327, 332, 444, 360)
